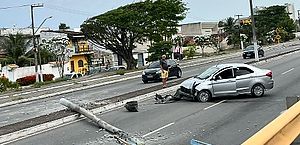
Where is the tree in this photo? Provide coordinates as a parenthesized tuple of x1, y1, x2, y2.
(41, 37, 69, 78)
(59, 23, 70, 31)
(194, 35, 211, 57)
(1, 34, 32, 66)
(147, 41, 172, 61)
(81, 0, 187, 69)
(255, 5, 296, 44)
(221, 17, 241, 46)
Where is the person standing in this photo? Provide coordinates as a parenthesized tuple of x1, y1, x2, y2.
(160, 55, 169, 88)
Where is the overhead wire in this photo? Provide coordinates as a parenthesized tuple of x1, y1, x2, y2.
(44, 4, 94, 16)
(0, 4, 31, 10)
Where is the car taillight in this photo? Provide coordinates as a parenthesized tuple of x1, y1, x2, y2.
(266, 71, 272, 78)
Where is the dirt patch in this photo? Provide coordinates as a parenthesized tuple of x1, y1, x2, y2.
(0, 78, 185, 136)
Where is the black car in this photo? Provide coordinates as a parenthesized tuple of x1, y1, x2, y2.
(242, 45, 264, 59)
(142, 59, 182, 83)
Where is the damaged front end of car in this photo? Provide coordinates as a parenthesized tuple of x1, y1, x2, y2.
(176, 78, 203, 100)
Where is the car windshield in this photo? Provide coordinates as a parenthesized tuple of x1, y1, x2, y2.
(245, 46, 254, 51)
(148, 61, 160, 69)
(196, 66, 219, 79)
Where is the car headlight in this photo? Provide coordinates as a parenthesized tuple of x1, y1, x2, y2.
(142, 71, 145, 75)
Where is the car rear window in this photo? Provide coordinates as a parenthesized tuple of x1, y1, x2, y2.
(235, 67, 254, 76)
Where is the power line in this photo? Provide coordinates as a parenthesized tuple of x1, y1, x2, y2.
(0, 4, 31, 10)
(45, 4, 94, 16)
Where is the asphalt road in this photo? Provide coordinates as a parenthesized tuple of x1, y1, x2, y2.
(0, 42, 299, 128)
(9, 44, 300, 145)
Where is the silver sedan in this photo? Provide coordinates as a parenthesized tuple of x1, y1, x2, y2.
(177, 63, 274, 102)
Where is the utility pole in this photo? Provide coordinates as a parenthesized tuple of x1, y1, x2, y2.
(249, 0, 259, 62)
(31, 3, 44, 83)
(235, 14, 243, 49)
(298, 10, 300, 32)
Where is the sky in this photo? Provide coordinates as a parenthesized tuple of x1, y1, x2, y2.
(0, 0, 299, 29)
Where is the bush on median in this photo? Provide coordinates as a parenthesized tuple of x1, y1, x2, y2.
(16, 74, 55, 86)
(0, 76, 20, 92)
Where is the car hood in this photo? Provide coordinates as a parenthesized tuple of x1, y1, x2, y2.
(180, 77, 205, 89)
(144, 68, 160, 74)
(243, 50, 254, 53)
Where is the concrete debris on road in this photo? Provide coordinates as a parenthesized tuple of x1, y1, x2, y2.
(59, 98, 145, 145)
(124, 101, 138, 112)
(154, 94, 178, 104)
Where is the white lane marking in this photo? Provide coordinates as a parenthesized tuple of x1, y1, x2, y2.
(142, 122, 175, 138)
(0, 96, 9, 99)
(39, 83, 74, 91)
(281, 68, 294, 75)
(203, 100, 226, 110)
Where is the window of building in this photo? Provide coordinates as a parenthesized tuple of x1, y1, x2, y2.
(78, 60, 84, 67)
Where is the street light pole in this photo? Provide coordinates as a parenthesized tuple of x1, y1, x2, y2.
(249, 0, 259, 61)
(31, 3, 44, 83)
(297, 10, 300, 31)
(235, 14, 243, 49)
(36, 16, 52, 82)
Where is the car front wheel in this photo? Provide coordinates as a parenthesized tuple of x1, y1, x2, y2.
(196, 90, 212, 103)
(143, 80, 148, 84)
(177, 70, 182, 78)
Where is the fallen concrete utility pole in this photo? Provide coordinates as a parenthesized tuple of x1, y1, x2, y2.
(59, 98, 145, 145)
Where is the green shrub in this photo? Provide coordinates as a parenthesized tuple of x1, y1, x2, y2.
(183, 45, 196, 59)
(116, 69, 125, 75)
(0, 77, 10, 92)
(33, 82, 44, 88)
(0, 77, 20, 92)
(9, 82, 20, 90)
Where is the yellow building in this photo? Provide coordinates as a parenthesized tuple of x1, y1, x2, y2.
(67, 32, 93, 75)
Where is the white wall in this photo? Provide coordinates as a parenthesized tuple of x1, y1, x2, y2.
(1, 63, 69, 82)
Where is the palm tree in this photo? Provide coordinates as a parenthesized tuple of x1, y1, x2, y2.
(223, 17, 236, 35)
(2, 33, 28, 66)
(223, 17, 240, 46)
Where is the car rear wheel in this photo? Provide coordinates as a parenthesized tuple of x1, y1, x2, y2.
(196, 90, 212, 103)
(177, 70, 182, 78)
(251, 84, 264, 97)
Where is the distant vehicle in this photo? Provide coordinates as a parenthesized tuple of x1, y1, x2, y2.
(176, 63, 274, 102)
(108, 65, 126, 71)
(243, 45, 264, 59)
(64, 73, 83, 79)
(142, 59, 182, 83)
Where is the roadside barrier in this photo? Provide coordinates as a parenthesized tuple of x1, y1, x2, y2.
(242, 100, 300, 145)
